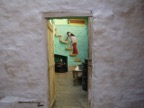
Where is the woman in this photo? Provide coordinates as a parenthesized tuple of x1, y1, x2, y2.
(65, 32, 78, 55)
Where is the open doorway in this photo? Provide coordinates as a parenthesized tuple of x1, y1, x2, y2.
(44, 12, 92, 108)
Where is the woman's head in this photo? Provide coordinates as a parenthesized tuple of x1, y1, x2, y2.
(67, 32, 75, 36)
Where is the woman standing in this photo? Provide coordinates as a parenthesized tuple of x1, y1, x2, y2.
(65, 32, 78, 55)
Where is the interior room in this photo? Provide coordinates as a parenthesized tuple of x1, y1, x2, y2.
(47, 17, 89, 108)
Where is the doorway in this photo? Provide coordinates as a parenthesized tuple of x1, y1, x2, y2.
(44, 11, 92, 108)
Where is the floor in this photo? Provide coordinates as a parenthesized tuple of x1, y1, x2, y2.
(53, 72, 88, 108)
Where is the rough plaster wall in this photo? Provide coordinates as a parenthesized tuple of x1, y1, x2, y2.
(0, 0, 144, 108)
(91, 0, 144, 108)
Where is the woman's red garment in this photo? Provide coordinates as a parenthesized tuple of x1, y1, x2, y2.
(72, 43, 78, 54)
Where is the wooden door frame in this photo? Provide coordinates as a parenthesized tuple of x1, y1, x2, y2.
(42, 11, 93, 108)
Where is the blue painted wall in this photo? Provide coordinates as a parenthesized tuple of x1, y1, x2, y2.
(53, 18, 88, 66)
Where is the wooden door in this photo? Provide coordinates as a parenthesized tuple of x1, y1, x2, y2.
(47, 20, 56, 107)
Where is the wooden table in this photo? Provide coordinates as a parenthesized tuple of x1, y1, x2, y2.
(72, 70, 83, 86)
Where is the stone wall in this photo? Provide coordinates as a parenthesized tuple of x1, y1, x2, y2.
(0, 0, 144, 108)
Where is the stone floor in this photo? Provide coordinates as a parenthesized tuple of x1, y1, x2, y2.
(53, 72, 88, 108)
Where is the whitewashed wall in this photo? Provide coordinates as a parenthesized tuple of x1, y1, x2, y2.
(0, 0, 144, 108)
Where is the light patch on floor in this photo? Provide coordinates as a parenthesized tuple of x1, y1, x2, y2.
(53, 72, 87, 108)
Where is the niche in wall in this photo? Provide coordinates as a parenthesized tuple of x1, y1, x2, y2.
(68, 19, 86, 26)
(54, 54, 68, 72)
